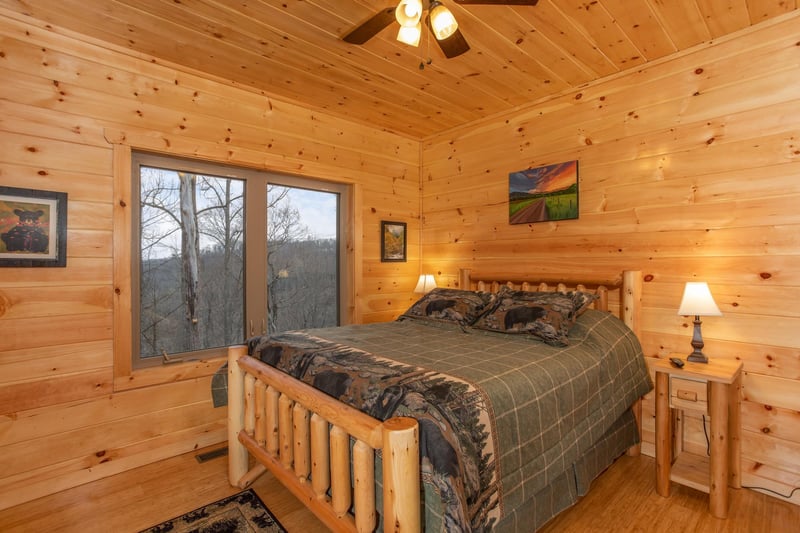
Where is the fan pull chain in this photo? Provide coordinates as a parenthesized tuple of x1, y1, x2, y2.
(419, 20, 433, 70)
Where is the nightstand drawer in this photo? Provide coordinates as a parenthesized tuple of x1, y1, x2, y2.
(670, 377, 708, 412)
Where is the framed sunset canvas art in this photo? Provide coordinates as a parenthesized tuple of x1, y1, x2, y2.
(509, 160, 579, 224)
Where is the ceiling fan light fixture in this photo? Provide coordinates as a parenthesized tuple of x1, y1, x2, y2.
(397, 22, 422, 46)
(429, 1, 458, 41)
(395, 0, 423, 26)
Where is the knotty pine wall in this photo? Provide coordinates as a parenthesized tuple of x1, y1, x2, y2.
(421, 12, 800, 504)
(0, 10, 420, 509)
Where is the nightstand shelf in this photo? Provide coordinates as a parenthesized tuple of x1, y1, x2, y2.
(671, 451, 710, 493)
(651, 356, 743, 519)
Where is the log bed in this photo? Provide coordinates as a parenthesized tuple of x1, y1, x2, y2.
(227, 268, 645, 532)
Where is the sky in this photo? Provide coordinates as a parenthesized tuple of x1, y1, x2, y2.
(279, 187, 338, 240)
(140, 168, 339, 259)
(508, 160, 578, 195)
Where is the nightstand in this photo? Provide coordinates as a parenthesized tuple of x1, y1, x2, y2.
(651, 356, 743, 518)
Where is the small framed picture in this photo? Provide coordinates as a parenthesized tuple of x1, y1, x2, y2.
(380, 221, 407, 262)
(0, 186, 68, 267)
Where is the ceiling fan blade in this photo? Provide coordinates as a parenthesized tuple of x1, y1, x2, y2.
(342, 7, 396, 44)
(433, 27, 470, 58)
(454, 0, 539, 4)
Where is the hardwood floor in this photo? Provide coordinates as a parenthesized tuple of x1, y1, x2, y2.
(0, 446, 796, 532)
(539, 455, 798, 533)
(0, 444, 326, 533)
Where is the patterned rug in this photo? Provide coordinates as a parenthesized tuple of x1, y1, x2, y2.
(139, 489, 286, 533)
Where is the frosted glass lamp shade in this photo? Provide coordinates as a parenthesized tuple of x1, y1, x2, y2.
(414, 274, 437, 294)
(397, 23, 421, 46)
(429, 1, 458, 40)
(677, 282, 722, 317)
(395, 0, 423, 26)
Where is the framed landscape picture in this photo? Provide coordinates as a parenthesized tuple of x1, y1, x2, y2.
(509, 160, 579, 224)
(380, 221, 407, 262)
(0, 186, 68, 267)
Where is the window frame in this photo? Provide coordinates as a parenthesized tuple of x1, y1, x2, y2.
(112, 145, 357, 390)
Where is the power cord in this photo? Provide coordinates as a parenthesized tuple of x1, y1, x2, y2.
(700, 414, 800, 500)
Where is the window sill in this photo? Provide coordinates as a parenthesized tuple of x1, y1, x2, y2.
(113, 355, 228, 392)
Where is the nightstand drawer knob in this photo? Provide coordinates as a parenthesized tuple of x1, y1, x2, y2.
(677, 389, 698, 402)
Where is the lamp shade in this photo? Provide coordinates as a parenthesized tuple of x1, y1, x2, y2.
(677, 282, 722, 316)
(395, 0, 423, 26)
(429, 1, 458, 40)
(414, 274, 437, 294)
(397, 22, 422, 46)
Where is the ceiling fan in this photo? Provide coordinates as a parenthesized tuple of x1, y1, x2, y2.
(342, 0, 539, 59)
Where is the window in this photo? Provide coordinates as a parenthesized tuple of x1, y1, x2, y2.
(130, 152, 348, 368)
(266, 185, 340, 334)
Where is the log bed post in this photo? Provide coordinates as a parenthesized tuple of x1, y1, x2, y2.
(382, 417, 420, 532)
(623, 270, 643, 457)
(228, 345, 249, 486)
(622, 270, 642, 338)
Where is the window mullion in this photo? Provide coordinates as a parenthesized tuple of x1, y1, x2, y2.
(244, 176, 268, 338)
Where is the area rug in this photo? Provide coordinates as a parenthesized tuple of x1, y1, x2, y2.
(139, 488, 286, 533)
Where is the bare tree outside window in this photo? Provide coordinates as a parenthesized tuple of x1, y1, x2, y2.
(266, 186, 339, 334)
(139, 167, 244, 358)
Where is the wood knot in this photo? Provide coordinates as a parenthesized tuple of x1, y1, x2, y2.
(759, 272, 772, 280)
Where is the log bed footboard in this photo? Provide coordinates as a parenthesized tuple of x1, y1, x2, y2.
(227, 347, 420, 533)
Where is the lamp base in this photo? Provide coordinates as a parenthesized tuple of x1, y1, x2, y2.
(686, 351, 709, 364)
(686, 315, 709, 363)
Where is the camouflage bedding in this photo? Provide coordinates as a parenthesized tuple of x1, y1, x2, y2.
(238, 309, 652, 532)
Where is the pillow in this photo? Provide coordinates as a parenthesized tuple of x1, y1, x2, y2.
(400, 288, 497, 326)
(571, 289, 598, 317)
(472, 287, 597, 346)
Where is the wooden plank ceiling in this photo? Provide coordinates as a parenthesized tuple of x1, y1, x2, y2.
(2, 0, 797, 139)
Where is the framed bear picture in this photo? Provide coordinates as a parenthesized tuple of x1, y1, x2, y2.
(0, 186, 68, 267)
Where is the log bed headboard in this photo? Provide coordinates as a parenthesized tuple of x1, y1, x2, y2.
(458, 268, 643, 338)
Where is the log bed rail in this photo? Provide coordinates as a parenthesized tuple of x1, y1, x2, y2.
(227, 269, 643, 532)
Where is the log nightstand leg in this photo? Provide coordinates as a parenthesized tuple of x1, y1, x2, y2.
(709, 381, 730, 519)
(655, 371, 672, 497)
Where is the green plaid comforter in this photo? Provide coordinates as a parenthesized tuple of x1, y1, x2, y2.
(241, 309, 652, 532)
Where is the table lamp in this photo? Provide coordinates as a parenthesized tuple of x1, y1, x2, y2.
(677, 281, 722, 363)
(414, 274, 437, 294)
